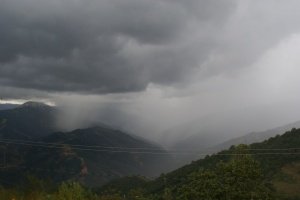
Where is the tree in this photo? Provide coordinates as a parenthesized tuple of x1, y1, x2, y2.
(216, 155, 272, 199)
(56, 182, 86, 200)
(177, 152, 273, 200)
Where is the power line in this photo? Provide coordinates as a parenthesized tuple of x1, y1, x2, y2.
(0, 138, 213, 154)
(0, 140, 192, 155)
(3, 138, 300, 152)
(1, 138, 300, 154)
(0, 141, 300, 179)
(0, 138, 166, 151)
(1, 139, 300, 156)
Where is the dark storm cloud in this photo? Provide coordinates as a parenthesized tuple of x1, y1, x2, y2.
(0, 0, 236, 94)
(3, 0, 300, 152)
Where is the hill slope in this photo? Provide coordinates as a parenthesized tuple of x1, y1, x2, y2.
(213, 120, 300, 151)
(25, 127, 172, 186)
(170, 120, 300, 167)
(0, 102, 58, 139)
(0, 102, 174, 187)
(0, 103, 18, 111)
(0, 124, 173, 186)
(99, 128, 300, 199)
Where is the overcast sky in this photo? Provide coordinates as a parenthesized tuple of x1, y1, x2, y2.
(1, 0, 300, 144)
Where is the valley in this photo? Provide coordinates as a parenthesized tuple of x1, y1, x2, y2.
(1, 103, 300, 199)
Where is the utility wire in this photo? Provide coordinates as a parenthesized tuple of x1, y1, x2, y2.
(0, 138, 166, 151)
(1, 139, 300, 155)
(1, 138, 300, 153)
(1, 138, 299, 151)
(0, 140, 194, 155)
(1, 141, 300, 178)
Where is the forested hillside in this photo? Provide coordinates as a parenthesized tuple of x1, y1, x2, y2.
(98, 128, 300, 200)
(1, 128, 300, 199)
(0, 103, 173, 188)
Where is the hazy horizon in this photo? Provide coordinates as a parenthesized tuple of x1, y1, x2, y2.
(1, 0, 300, 147)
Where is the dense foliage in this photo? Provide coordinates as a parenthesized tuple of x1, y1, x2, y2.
(1, 128, 300, 199)
(98, 129, 300, 199)
(176, 154, 273, 200)
(0, 153, 273, 200)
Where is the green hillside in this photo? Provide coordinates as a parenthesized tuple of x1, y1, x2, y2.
(98, 128, 300, 200)
(0, 127, 173, 187)
(0, 103, 174, 188)
(1, 103, 300, 200)
(1, 128, 300, 199)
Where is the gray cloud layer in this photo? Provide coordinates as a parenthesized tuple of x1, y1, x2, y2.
(0, 0, 235, 94)
(1, 0, 300, 96)
(2, 0, 300, 146)
(2, 0, 300, 96)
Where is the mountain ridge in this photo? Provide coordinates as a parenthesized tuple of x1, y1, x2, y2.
(98, 128, 300, 199)
(0, 102, 58, 139)
(212, 120, 300, 152)
(0, 102, 174, 187)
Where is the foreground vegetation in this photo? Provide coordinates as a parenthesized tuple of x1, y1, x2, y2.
(2, 128, 300, 199)
(0, 153, 273, 200)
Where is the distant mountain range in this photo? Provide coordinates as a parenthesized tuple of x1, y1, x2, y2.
(0, 103, 18, 111)
(0, 101, 58, 139)
(99, 128, 300, 199)
(2, 101, 300, 189)
(168, 120, 300, 167)
(212, 120, 300, 151)
(0, 102, 173, 186)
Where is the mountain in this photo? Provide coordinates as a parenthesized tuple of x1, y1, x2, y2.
(0, 127, 173, 187)
(168, 120, 300, 167)
(213, 120, 300, 152)
(0, 102, 174, 187)
(0, 103, 19, 111)
(99, 128, 300, 199)
(0, 101, 58, 139)
(169, 132, 223, 167)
